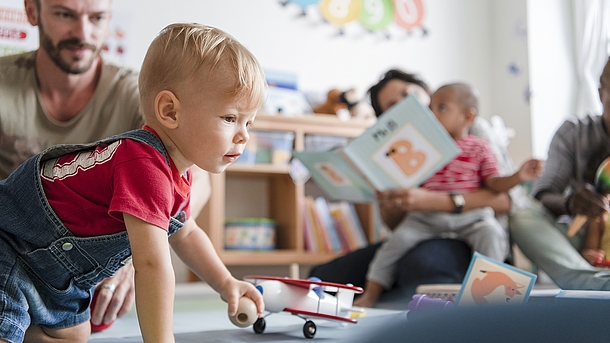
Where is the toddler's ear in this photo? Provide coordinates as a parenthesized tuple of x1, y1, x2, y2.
(154, 90, 180, 129)
(466, 107, 477, 123)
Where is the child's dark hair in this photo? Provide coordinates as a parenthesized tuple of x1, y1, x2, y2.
(368, 69, 431, 117)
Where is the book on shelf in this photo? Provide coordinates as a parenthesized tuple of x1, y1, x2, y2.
(302, 197, 367, 253)
(305, 196, 331, 253)
(340, 201, 368, 248)
(292, 95, 460, 203)
(314, 197, 343, 252)
(329, 211, 352, 252)
(301, 197, 318, 252)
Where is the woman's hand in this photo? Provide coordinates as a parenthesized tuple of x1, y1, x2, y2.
(376, 188, 511, 229)
(377, 188, 447, 212)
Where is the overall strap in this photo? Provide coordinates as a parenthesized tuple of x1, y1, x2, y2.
(39, 129, 171, 167)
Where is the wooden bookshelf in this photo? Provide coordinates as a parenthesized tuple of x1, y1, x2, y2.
(191, 113, 376, 279)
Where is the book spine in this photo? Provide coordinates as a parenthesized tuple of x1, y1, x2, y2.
(341, 201, 369, 248)
(328, 203, 354, 252)
(314, 197, 343, 252)
(306, 196, 330, 253)
(300, 197, 317, 252)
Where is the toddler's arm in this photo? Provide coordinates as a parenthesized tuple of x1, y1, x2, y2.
(124, 213, 176, 343)
(485, 158, 544, 192)
(169, 218, 265, 317)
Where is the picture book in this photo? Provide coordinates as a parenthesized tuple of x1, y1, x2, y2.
(292, 95, 461, 203)
(455, 252, 537, 307)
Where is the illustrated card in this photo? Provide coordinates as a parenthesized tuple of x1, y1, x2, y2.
(456, 252, 537, 307)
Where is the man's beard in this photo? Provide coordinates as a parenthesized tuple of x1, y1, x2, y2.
(39, 26, 100, 75)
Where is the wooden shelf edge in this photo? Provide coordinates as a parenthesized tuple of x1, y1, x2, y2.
(227, 163, 290, 174)
(256, 112, 376, 128)
(218, 250, 343, 266)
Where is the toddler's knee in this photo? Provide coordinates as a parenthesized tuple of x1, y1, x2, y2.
(24, 321, 91, 343)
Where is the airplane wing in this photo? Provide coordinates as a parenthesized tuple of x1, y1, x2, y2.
(283, 307, 358, 324)
(244, 275, 364, 294)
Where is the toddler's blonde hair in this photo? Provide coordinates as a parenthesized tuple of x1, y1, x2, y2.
(139, 23, 266, 118)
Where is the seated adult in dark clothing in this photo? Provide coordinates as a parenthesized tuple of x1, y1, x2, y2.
(309, 70, 512, 306)
(310, 239, 472, 307)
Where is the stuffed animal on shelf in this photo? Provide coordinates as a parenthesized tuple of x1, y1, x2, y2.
(313, 88, 375, 120)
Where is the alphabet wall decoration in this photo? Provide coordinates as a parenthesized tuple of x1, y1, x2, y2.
(279, 0, 429, 39)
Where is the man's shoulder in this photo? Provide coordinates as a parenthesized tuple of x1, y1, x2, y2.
(101, 59, 139, 81)
(554, 114, 603, 139)
(98, 59, 140, 101)
(0, 51, 36, 79)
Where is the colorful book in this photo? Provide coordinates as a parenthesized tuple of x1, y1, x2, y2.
(328, 201, 368, 251)
(292, 95, 460, 202)
(328, 208, 352, 252)
(340, 201, 368, 249)
(327, 202, 355, 252)
(301, 197, 318, 252)
(314, 197, 342, 252)
(305, 196, 330, 252)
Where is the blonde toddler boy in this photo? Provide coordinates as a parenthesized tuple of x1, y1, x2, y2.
(0, 23, 266, 343)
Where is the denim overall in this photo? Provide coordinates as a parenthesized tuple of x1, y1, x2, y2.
(0, 129, 186, 342)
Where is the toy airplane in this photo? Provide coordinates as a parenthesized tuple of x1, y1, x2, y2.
(243, 275, 365, 339)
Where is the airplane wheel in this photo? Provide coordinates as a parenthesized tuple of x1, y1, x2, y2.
(253, 317, 266, 334)
(303, 320, 316, 339)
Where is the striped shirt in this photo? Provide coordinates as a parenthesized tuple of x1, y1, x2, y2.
(421, 135, 499, 193)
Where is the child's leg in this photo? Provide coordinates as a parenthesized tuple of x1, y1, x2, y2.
(456, 209, 508, 262)
(354, 280, 385, 308)
(356, 214, 435, 307)
(581, 217, 605, 265)
(23, 321, 90, 343)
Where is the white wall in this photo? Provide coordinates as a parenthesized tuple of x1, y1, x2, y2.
(490, 1, 531, 165)
(527, 0, 577, 159)
(0, 0, 532, 158)
(111, 0, 508, 123)
(1, 0, 546, 281)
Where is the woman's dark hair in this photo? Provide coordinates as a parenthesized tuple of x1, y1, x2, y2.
(368, 69, 431, 117)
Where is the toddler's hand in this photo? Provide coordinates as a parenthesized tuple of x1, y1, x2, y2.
(518, 159, 544, 181)
(219, 277, 265, 318)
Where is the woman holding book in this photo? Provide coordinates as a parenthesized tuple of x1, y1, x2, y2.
(309, 69, 513, 306)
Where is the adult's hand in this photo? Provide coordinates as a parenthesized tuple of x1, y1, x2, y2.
(91, 263, 135, 326)
(377, 188, 511, 229)
(377, 188, 453, 229)
(377, 188, 450, 212)
(566, 184, 610, 218)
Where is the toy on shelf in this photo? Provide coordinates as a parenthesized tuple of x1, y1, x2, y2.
(567, 157, 610, 238)
(313, 88, 375, 120)
(229, 296, 258, 328)
(243, 275, 365, 339)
